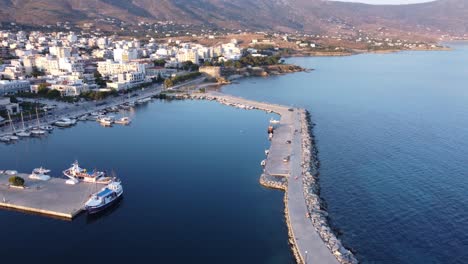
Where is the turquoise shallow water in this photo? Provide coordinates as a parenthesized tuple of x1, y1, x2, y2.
(0, 100, 293, 263)
(222, 44, 468, 263)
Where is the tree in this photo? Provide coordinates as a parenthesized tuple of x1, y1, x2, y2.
(38, 83, 49, 95)
(9, 176, 25, 187)
(94, 72, 106, 88)
(46, 89, 61, 99)
(164, 78, 174, 88)
(153, 59, 166, 67)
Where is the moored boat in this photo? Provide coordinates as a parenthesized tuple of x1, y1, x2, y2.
(29, 167, 51, 181)
(63, 161, 113, 184)
(85, 180, 123, 214)
(114, 117, 131, 125)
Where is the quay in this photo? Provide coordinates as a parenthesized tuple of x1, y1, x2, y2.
(189, 91, 354, 264)
(0, 172, 101, 219)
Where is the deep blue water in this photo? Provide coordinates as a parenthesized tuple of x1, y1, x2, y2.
(222, 44, 468, 263)
(0, 100, 293, 263)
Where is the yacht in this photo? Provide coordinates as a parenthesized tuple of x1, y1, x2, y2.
(270, 118, 280, 124)
(63, 161, 113, 184)
(84, 180, 123, 214)
(114, 117, 131, 125)
(0, 136, 11, 143)
(29, 167, 51, 181)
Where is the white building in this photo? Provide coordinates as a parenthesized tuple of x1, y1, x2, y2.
(107, 72, 148, 91)
(113, 48, 138, 63)
(0, 80, 30, 94)
(97, 60, 146, 76)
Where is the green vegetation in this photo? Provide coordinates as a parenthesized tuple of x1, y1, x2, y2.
(94, 72, 107, 88)
(153, 59, 166, 67)
(80, 90, 118, 101)
(180, 61, 199, 71)
(9, 176, 25, 187)
(164, 72, 201, 88)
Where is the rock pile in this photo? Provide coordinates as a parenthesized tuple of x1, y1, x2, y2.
(299, 110, 358, 264)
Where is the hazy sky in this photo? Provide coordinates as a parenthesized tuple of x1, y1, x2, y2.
(335, 0, 434, 4)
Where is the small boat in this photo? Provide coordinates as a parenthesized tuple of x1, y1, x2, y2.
(54, 118, 75, 127)
(107, 106, 119, 112)
(16, 112, 31, 137)
(98, 116, 114, 126)
(85, 180, 123, 214)
(16, 130, 31, 137)
(114, 117, 131, 125)
(0, 136, 11, 143)
(29, 167, 51, 181)
(63, 161, 113, 184)
(268, 133, 273, 140)
(136, 98, 151, 104)
(261, 160, 266, 167)
(8, 135, 19, 141)
(265, 149, 269, 156)
(5, 170, 18, 175)
(39, 125, 54, 132)
(270, 118, 280, 124)
(30, 128, 46, 136)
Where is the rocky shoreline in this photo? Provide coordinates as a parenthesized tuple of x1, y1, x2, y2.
(299, 110, 358, 264)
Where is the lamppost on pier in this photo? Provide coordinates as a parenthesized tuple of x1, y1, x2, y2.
(305, 251, 308, 264)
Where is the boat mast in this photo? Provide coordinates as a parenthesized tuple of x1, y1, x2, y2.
(21, 112, 26, 131)
(35, 107, 41, 127)
(8, 111, 16, 134)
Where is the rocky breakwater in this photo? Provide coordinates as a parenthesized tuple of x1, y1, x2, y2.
(299, 110, 358, 264)
(259, 173, 287, 191)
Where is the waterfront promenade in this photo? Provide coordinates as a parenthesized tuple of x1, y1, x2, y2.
(191, 91, 340, 264)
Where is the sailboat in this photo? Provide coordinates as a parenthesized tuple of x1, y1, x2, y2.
(31, 108, 46, 136)
(6, 112, 19, 141)
(16, 112, 31, 137)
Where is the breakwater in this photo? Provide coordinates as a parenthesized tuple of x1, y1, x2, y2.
(174, 91, 356, 264)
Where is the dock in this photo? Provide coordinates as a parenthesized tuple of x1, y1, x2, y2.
(188, 91, 349, 264)
(0, 173, 100, 219)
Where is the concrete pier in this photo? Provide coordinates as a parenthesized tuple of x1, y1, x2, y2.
(188, 91, 345, 264)
(0, 173, 102, 219)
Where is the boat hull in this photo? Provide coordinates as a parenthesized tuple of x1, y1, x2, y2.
(85, 193, 123, 214)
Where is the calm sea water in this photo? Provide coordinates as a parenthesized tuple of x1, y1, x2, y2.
(223, 43, 468, 263)
(0, 100, 294, 263)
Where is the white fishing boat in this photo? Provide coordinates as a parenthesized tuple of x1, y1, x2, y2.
(78, 115, 89, 121)
(63, 161, 113, 184)
(268, 133, 273, 140)
(261, 160, 266, 167)
(265, 149, 269, 156)
(270, 118, 280, 124)
(29, 167, 51, 181)
(85, 180, 123, 214)
(114, 117, 131, 125)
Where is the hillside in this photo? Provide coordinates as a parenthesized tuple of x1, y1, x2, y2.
(0, 0, 466, 36)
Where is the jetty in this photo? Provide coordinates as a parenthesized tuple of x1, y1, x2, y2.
(187, 91, 356, 264)
(0, 172, 102, 219)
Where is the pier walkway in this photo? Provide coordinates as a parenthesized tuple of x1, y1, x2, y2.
(0, 173, 103, 219)
(199, 92, 339, 264)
